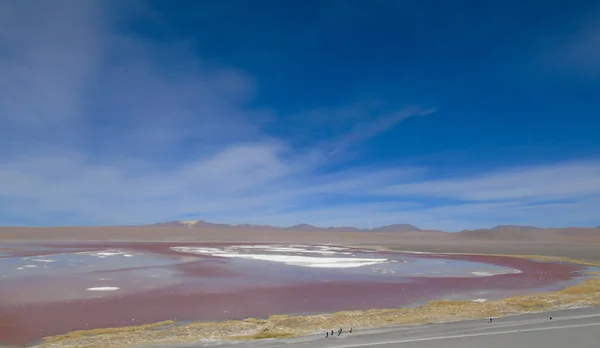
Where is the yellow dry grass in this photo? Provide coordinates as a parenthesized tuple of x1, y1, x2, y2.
(41, 320, 176, 343)
(228, 328, 296, 340)
(30, 255, 600, 348)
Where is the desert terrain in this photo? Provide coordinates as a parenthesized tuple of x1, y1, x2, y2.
(2, 222, 599, 260)
(0, 221, 599, 347)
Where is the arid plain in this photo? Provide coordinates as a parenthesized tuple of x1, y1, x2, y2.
(3, 222, 600, 260)
(1, 222, 599, 348)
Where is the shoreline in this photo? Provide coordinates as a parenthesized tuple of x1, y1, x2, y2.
(28, 251, 600, 348)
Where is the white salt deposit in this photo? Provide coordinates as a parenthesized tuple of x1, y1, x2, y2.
(470, 271, 491, 276)
(372, 267, 397, 274)
(472, 298, 487, 303)
(470, 269, 522, 277)
(317, 246, 349, 251)
(77, 250, 135, 258)
(86, 287, 120, 291)
(234, 245, 350, 255)
(393, 250, 439, 255)
(171, 245, 388, 268)
(32, 258, 57, 263)
(97, 251, 126, 256)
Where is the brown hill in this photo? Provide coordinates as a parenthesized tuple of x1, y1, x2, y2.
(142, 220, 599, 243)
(1, 221, 598, 244)
(452, 225, 600, 243)
(369, 224, 421, 233)
(147, 220, 425, 234)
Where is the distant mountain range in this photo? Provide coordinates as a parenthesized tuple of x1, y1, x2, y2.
(452, 224, 600, 242)
(144, 220, 600, 243)
(147, 220, 426, 233)
(0, 220, 597, 244)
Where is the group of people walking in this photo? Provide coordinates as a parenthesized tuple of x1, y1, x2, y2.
(322, 315, 555, 340)
(325, 327, 352, 338)
(322, 315, 556, 340)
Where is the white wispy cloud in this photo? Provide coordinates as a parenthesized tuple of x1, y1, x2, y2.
(0, 0, 270, 161)
(0, 1, 598, 231)
(2, 148, 599, 230)
(373, 160, 600, 202)
(328, 106, 436, 156)
(0, 0, 105, 128)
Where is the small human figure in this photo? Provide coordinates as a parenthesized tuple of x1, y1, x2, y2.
(331, 330, 334, 336)
(489, 317, 493, 323)
(349, 327, 353, 333)
(338, 328, 342, 336)
(326, 332, 328, 338)
(549, 317, 552, 320)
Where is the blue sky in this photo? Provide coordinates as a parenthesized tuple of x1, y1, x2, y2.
(0, 0, 599, 231)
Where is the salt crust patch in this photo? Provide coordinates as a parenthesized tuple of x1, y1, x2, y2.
(372, 267, 397, 274)
(470, 269, 522, 277)
(171, 245, 388, 268)
(395, 251, 522, 276)
(472, 299, 487, 303)
(32, 258, 57, 263)
(86, 287, 120, 291)
(234, 245, 351, 255)
(77, 250, 135, 258)
(15, 265, 38, 270)
(393, 250, 434, 254)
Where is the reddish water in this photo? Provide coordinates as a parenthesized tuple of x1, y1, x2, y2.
(0, 242, 584, 346)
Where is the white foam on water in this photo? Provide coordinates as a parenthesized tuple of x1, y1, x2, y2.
(86, 287, 120, 291)
(23, 265, 38, 268)
(171, 246, 388, 268)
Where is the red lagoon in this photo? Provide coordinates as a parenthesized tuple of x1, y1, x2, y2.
(0, 242, 585, 346)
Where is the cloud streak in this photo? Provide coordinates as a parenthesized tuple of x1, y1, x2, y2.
(328, 106, 436, 156)
(0, 1, 598, 231)
(2, 146, 599, 230)
(0, 0, 106, 130)
(374, 160, 600, 202)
